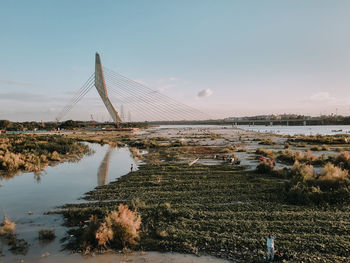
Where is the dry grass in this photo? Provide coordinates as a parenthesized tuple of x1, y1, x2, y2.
(0, 216, 15, 235)
(95, 222, 113, 247)
(49, 151, 60, 161)
(310, 145, 330, 151)
(334, 151, 350, 170)
(256, 158, 275, 173)
(291, 161, 316, 182)
(319, 163, 349, 182)
(96, 204, 141, 248)
(129, 147, 142, 159)
(255, 148, 276, 159)
(277, 149, 323, 164)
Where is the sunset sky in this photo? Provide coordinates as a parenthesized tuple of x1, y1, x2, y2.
(1, 0, 350, 121)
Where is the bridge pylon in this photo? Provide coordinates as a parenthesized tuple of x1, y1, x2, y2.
(94, 52, 121, 127)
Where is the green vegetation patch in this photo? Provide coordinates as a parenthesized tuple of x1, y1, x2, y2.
(59, 163, 350, 262)
(288, 135, 350, 145)
(0, 134, 90, 173)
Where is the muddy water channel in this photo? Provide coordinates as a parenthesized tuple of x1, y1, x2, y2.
(0, 144, 137, 262)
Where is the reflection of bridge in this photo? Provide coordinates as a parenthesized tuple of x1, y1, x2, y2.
(56, 53, 209, 126)
(97, 146, 114, 186)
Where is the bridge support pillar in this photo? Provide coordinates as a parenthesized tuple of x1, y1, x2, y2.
(95, 53, 121, 127)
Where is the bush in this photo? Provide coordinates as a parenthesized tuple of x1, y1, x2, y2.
(38, 229, 56, 241)
(255, 148, 276, 159)
(0, 216, 15, 235)
(286, 162, 350, 205)
(319, 163, 349, 182)
(291, 161, 316, 182)
(333, 151, 350, 170)
(256, 158, 275, 173)
(289, 135, 350, 144)
(49, 151, 61, 161)
(96, 204, 141, 248)
(80, 215, 100, 252)
(277, 149, 322, 165)
(258, 138, 276, 145)
(0, 152, 25, 172)
(310, 145, 330, 151)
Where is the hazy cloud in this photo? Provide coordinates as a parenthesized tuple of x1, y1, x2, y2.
(0, 92, 46, 102)
(310, 92, 335, 102)
(156, 84, 176, 92)
(0, 79, 33, 86)
(197, 88, 213, 98)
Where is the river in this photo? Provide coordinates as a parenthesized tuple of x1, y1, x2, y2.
(0, 143, 228, 263)
(0, 144, 137, 262)
(156, 124, 350, 136)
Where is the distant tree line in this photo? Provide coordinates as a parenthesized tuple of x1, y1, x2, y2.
(0, 120, 149, 131)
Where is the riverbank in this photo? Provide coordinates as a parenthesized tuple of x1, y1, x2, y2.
(56, 126, 350, 262)
(0, 134, 90, 177)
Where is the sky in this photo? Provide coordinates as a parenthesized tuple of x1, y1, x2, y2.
(1, 0, 350, 121)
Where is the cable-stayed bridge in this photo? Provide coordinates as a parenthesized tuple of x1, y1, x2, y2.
(56, 53, 210, 126)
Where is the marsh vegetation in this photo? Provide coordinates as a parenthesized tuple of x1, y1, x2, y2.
(0, 134, 90, 175)
(55, 129, 350, 262)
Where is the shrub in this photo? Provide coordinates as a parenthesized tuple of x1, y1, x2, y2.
(0, 152, 25, 172)
(277, 149, 294, 163)
(277, 149, 321, 164)
(171, 139, 186, 147)
(310, 145, 329, 151)
(256, 148, 276, 159)
(319, 163, 349, 182)
(222, 145, 236, 153)
(96, 204, 141, 248)
(0, 216, 15, 235)
(237, 148, 247, 152)
(129, 147, 142, 159)
(291, 161, 316, 182)
(256, 158, 275, 173)
(334, 151, 350, 170)
(49, 151, 61, 161)
(38, 229, 56, 241)
(286, 162, 350, 205)
(258, 138, 276, 145)
(80, 215, 101, 252)
(95, 222, 113, 247)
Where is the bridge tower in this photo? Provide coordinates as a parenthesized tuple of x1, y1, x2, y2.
(94, 53, 121, 127)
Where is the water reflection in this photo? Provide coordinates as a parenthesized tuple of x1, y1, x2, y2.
(97, 146, 115, 186)
(0, 144, 137, 261)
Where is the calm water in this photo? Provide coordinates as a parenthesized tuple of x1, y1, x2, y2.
(0, 143, 137, 262)
(156, 124, 350, 135)
(236, 125, 350, 135)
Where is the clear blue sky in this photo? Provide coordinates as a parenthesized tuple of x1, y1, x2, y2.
(1, 0, 350, 121)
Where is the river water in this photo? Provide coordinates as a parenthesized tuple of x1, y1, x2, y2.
(236, 125, 350, 135)
(156, 124, 350, 136)
(0, 144, 137, 262)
